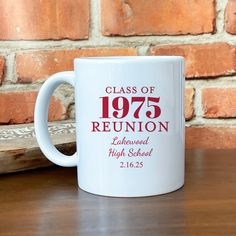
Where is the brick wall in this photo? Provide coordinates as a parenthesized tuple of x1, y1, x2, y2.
(0, 0, 235, 149)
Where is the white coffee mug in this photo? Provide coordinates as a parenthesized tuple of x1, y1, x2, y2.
(34, 56, 185, 197)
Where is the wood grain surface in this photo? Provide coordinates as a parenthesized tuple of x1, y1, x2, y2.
(0, 122, 76, 174)
(1, 149, 236, 235)
(0, 134, 76, 174)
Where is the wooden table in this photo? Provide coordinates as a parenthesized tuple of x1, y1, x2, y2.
(1, 149, 236, 235)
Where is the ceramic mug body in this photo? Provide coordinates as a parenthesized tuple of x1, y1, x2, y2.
(34, 56, 185, 197)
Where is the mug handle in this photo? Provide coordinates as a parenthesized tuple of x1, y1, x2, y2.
(34, 71, 77, 167)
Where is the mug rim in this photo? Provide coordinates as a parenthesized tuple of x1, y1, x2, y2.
(74, 56, 184, 63)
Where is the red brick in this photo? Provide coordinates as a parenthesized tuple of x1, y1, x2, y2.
(151, 43, 236, 78)
(0, 56, 5, 85)
(0, 91, 66, 124)
(225, 0, 236, 34)
(0, 0, 89, 40)
(16, 48, 137, 83)
(101, 0, 215, 36)
(185, 88, 195, 120)
(202, 88, 236, 118)
(186, 126, 236, 149)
